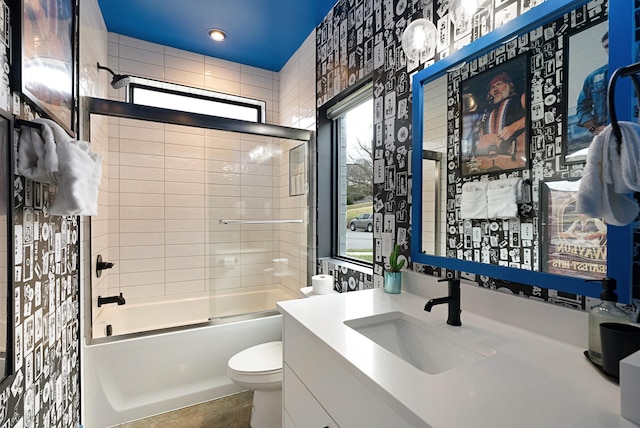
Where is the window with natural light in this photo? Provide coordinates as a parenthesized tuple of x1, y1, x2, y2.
(129, 80, 265, 123)
(334, 97, 374, 263)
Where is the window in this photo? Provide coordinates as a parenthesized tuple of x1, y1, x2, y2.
(127, 77, 266, 123)
(326, 83, 373, 264)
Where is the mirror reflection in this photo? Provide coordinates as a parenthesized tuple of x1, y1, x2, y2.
(418, 2, 613, 286)
(421, 76, 447, 257)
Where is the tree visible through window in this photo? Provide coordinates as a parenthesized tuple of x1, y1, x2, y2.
(337, 98, 373, 263)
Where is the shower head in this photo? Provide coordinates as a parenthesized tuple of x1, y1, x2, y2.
(111, 74, 130, 89)
(97, 62, 130, 89)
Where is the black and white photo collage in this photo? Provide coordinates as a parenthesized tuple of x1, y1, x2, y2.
(315, 0, 640, 304)
(443, 2, 606, 304)
(0, 174, 80, 428)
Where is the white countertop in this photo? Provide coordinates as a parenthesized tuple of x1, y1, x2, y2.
(278, 287, 638, 428)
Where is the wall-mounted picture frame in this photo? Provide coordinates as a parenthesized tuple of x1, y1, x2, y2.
(16, 0, 76, 135)
(460, 53, 529, 176)
(563, 19, 609, 164)
(539, 178, 607, 280)
(289, 143, 306, 196)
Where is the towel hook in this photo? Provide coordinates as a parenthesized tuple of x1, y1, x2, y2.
(608, 62, 640, 151)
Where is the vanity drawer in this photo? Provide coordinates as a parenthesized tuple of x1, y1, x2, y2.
(284, 363, 339, 428)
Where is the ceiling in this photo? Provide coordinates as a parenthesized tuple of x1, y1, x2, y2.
(97, 0, 337, 72)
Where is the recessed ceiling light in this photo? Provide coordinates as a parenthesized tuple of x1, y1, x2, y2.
(208, 29, 227, 42)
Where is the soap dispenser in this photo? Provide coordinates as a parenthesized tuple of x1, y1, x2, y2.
(588, 278, 629, 365)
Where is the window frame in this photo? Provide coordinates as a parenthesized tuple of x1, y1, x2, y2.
(127, 77, 266, 123)
(317, 80, 373, 267)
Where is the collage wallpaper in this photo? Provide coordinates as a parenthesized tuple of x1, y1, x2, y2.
(0, 0, 82, 426)
(315, 0, 638, 307)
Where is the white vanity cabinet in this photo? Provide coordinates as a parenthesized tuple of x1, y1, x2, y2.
(282, 316, 422, 428)
(283, 364, 338, 428)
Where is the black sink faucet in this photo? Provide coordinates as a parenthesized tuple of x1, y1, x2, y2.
(424, 278, 462, 326)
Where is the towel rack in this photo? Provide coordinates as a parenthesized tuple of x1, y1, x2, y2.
(608, 61, 640, 148)
(219, 219, 303, 225)
(15, 118, 44, 131)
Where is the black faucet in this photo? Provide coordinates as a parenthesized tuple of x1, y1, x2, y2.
(98, 293, 126, 307)
(424, 278, 462, 326)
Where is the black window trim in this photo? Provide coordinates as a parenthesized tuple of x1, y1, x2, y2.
(317, 79, 373, 267)
(127, 79, 266, 123)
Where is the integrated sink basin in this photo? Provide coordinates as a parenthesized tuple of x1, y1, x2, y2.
(344, 311, 495, 374)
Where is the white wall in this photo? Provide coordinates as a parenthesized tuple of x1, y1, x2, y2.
(85, 30, 314, 331)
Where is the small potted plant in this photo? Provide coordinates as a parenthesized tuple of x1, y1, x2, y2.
(384, 244, 405, 294)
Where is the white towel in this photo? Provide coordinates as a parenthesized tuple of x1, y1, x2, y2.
(48, 138, 103, 216)
(17, 124, 59, 184)
(487, 178, 520, 219)
(619, 121, 640, 191)
(577, 124, 639, 226)
(18, 118, 103, 216)
(460, 181, 488, 219)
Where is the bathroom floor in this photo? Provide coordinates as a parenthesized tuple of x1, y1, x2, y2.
(117, 391, 253, 428)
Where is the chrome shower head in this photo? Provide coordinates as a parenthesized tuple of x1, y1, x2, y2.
(97, 62, 130, 89)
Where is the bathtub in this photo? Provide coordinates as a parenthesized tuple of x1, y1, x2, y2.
(82, 286, 299, 428)
(92, 285, 299, 338)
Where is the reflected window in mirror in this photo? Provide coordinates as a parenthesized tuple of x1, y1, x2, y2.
(422, 76, 448, 257)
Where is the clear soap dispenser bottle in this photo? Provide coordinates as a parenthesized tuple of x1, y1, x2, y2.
(588, 278, 629, 365)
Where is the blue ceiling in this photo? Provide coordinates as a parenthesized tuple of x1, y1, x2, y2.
(97, 0, 337, 72)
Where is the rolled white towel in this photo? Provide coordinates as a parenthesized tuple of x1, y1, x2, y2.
(487, 178, 519, 219)
(460, 181, 488, 219)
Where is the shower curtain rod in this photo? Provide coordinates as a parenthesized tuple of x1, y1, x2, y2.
(219, 219, 303, 225)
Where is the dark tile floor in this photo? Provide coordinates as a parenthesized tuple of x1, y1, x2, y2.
(117, 391, 253, 428)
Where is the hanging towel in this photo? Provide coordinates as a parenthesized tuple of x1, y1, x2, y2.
(460, 181, 488, 219)
(487, 177, 521, 219)
(17, 123, 59, 184)
(577, 123, 639, 226)
(618, 121, 640, 192)
(17, 118, 103, 216)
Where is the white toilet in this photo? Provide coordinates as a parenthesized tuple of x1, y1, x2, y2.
(227, 341, 284, 428)
(227, 286, 337, 428)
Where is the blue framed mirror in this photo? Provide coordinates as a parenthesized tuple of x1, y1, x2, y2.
(411, 0, 635, 303)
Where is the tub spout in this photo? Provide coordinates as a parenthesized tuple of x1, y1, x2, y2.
(98, 293, 126, 307)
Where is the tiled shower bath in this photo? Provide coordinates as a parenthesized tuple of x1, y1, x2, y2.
(90, 116, 308, 338)
(83, 110, 310, 427)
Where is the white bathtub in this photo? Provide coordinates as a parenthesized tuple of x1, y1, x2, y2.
(82, 286, 299, 428)
(92, 286, 299, 338)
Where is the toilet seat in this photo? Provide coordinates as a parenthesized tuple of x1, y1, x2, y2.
(228, 341, 283, 390)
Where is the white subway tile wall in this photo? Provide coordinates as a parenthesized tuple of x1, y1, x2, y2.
(93, 31, 314, 314)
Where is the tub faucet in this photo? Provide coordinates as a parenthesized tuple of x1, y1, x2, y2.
(98, 293, 126, 307)
(424, 278, 462, 326)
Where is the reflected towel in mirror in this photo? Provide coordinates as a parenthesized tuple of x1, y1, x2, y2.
(461, 181, 488, 219)
(487, 177, 520, 219)
(577, 122, 640, 226)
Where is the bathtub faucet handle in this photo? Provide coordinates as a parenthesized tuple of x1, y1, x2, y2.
(96, 254, 115, 278)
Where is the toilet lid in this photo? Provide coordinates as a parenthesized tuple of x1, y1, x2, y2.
(228, 341, 282, 373)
